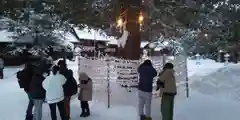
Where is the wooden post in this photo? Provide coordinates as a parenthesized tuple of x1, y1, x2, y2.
(186, 77, 189, 98)
(106, 56, 111, 108)
(162, 54, 166, 65)
(185, 54, 189, 98)
(78, 55, 81, 74)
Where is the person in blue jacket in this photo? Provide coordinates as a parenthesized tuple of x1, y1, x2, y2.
(137, 60, 157, 120)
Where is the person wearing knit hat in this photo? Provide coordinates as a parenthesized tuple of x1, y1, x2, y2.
(158, 62, 176, 120)
(79, 72, 89, 81)
(78, 72, 93, 117)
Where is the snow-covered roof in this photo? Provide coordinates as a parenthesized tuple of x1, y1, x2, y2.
(107, 39, 118, 45)
(74, 28, 116, 41)
(54, 30, 79, 43)
(147, 40, 171, 51)
(55, 39, 74, 50)
(141, 41, 149, 48)
(0, 30, 15, 42)
(0, 17, 17, 24)
(107, 39, 150, 48)
(62, 32, 79, 42)
(1, 17, 118, 44)
(154, 46, 163, 51)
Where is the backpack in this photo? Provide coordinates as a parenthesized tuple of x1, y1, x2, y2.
(17, 70, 25, 88)
(63, 69, 78, 96)
(71, 76, 78, 95)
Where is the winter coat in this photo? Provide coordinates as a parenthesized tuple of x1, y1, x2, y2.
(158, 69, 177, 96)
(60, 68, 78, 96)
(29, 74, 46, 99)
(78, 72, 93, 101)
(0, 58, 4, 69)
(42, 72, 67, 104)
(37, 60, 51, 76)
(138, 64, 157, 92)
(17, 65, 35, 92)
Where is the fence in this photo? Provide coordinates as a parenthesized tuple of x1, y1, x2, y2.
(76, 54, 188, 108)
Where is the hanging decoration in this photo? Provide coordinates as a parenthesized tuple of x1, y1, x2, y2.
(138, 11, 144, 31)
(116, 10, 145, 32)
(117, 21, 129, 48)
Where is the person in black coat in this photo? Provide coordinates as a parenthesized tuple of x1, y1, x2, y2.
(17, 63, 35, 120)
(137, 60, 157, 120)
(29, 66, 46, 120)
(58, 60, 77, 119)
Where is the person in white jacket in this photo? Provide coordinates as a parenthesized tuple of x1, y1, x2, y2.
(42, 66, 67, 120)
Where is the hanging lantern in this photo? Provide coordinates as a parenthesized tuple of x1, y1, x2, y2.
(138, 12, 144, 31)
(138, 12, 144, 24)
(117, 17, 123, 27)
(138, 15, 144, 24)
(116, 17, 124, 33)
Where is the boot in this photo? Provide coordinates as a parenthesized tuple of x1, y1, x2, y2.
(83, 109, 90, 117)
(66, 116, 71, 120)
(25, 114, 33, 120)
(140, 115, 146, 120)
(145, 117, 152, 120)
(80, 111, 86, 117)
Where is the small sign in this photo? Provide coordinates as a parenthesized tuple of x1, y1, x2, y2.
(105, 48, 116, 52)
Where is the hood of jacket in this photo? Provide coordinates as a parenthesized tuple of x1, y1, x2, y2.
(79, 72, 89, 81)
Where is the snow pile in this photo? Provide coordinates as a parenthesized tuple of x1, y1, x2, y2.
(187, 59, 224, 77)
(174, 91, 240, 120)
(54, 31, 79, 43)
(190, 63, 240, 102)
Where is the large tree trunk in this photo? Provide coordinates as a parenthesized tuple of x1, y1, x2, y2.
(117, 0, 141, 60)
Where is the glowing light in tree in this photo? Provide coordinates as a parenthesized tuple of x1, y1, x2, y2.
(117, 18, 123, 27)
(204, 33, 208, 37)
(138, 12, 144, 31)
(138, 13, 144, 24)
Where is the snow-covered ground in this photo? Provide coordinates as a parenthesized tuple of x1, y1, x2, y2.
(187, 59, 224, 77)
(0, 59, 240, 120)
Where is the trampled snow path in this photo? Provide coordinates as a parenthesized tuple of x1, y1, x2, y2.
(0, 64, 140, 120)
(1, 59, 240, 120)
(0, 71, 138, 120)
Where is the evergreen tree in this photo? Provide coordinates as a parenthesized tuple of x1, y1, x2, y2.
(1, 0, 74, 59)
(1, 0, 240, 57)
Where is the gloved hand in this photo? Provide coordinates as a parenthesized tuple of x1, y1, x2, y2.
(156, 79, 164, 91)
